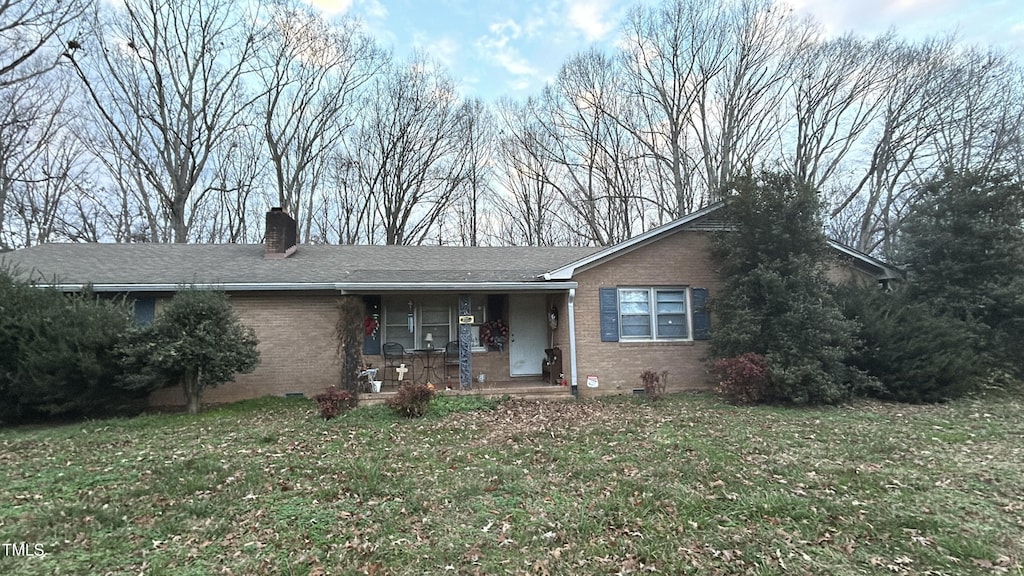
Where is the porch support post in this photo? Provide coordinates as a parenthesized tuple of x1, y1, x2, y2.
(567, 288, 578, 392)
(458, 293, 473, 390)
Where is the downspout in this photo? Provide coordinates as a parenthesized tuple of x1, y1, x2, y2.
(567, 288, 579, 397)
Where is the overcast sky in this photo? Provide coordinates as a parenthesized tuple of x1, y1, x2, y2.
(306, 0, 1024, 100)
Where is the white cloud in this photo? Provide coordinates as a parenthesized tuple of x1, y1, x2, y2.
(307, 0, 389, 19)
(507, 77, 533, 91)
(305, 0, 353, 15)
(413, 34, 460, 70)
(358, 0, 388, 20)
(566, 0, 615, 42)
(792, 0, 974, 37)
(475, 19, 539, 77)
(488, 20, 523, 47)
(485, 46, 539, 77)
(792, 0, 1024, 53)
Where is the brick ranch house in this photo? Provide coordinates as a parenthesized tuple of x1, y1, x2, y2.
(3, 203, 900, 407)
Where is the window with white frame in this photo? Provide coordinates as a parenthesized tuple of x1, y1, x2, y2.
(382, 296, 455, 350)
(419, 304, 450, 349)
(617, 287, 690, 340)
(383, 298, 415, 350)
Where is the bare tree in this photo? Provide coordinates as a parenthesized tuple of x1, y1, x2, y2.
(537, 48, 649, 245)
(690, 0, 804, 195)
(78, 110, 167, 242)
(786, 32, 893, 190)
(200, 119, 267, 243)
(63, 0, 266, 243)
(616, 0, 730, 215)
(491, 98, 568, 246)
(1, 0, 88, 87)
(5, 133, 96, 246)
(446, 97, 495, 246)
(350, 53, 467, 245)
(831, 36, 957, 255)
(1004, 83, 1024, 180)
(257, 2, 383, 242)
(0, 75, 39, 247)
(928, 47, 1023, 177)
(304, 155, 368, 244)
(0, 65, 82, 248)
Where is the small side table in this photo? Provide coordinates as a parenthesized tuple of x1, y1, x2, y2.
(409, 349, 443, 384)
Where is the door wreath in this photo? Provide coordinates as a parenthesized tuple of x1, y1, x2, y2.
(479, 319, 509, 351)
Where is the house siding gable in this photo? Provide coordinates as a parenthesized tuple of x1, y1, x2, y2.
(570, 229, 724, 397)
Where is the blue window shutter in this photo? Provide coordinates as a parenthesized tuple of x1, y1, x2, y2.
(692, 287, 711, 340)
(133, 297, 155, 326)
(362, 295, 382, 355)
(599, 288, 619, 342)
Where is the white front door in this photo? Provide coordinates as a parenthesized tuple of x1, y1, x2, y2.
(509, 294, 547, 376)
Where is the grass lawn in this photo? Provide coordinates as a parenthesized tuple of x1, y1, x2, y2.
(1, 392, 1022, 575)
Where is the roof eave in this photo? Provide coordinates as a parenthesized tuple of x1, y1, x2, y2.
(43, 282, 341, 293)
(826, 241, 904, 280)
(337, 281, 578, 292)
(41, 281, 579, 293)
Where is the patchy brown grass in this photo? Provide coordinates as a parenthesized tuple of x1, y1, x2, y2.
(0, 393, 1021, 575)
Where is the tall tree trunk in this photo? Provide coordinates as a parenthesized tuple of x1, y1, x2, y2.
(183, 369, 201, 414)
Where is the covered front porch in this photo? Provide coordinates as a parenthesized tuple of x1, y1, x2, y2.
(355, 287, 574, 392)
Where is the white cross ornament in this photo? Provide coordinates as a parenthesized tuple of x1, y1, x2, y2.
(395, 363, 409, 381)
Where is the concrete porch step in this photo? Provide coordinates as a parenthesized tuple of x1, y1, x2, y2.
(358, 384, 574, 406)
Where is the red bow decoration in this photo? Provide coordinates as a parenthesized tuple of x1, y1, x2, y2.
(364, 316, 379, 336)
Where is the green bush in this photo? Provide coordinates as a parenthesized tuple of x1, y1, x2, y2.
(839, 286, 986, 403)
(898, 169, 1024, 381)
(117, 289, 259, 414)
(710, 172, 860, 405)
(0, 267, 142, 423)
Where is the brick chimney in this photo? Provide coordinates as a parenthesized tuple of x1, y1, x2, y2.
(264, 207, 297, 259)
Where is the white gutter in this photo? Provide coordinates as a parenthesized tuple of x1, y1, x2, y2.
(336, 282, 578, 292)
(567, 287, 578, 390)
(42, 283, 341, 293)
(42, 281, 578, 293)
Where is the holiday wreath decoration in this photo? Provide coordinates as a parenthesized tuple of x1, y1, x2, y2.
(479, 319, 509, 351)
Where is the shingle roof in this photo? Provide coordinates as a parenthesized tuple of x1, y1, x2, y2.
(1, 243, 603, 289)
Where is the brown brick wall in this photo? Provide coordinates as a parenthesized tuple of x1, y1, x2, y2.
(149, 293, 341, 407)
(569, 231, 725, 398)
(826, 259, 878, 287)
(144, 230, 883, 407)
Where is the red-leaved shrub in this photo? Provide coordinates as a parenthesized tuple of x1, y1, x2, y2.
(386, 382, 437, 418)
(314, 386, 358, 420)
(639, 369, 668, 400)
(711, 353, 772, 405)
